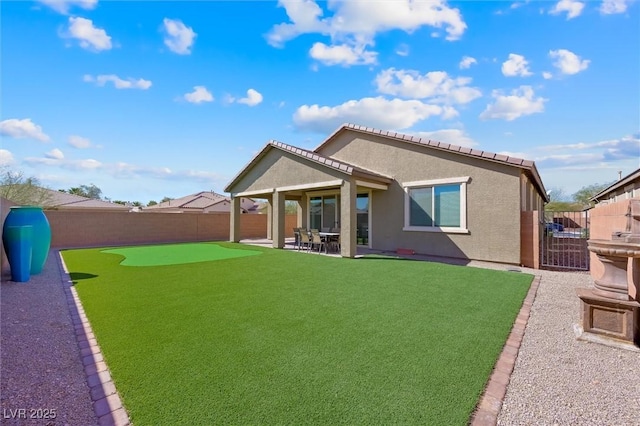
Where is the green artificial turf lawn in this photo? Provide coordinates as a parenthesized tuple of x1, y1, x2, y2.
(101, 242, 261, 266)
(62, 243, 533, 425)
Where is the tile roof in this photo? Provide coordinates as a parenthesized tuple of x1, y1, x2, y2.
(224, 139, 393, 193)
(318, 123, 535, 167)
(225, 123, 548, 202)
(591, 167, 640, 202)
(144, 191, 229, 210)
(269, 140, 393, 182)
(45, 189, 130, 210)
(316, 123, 547, 201)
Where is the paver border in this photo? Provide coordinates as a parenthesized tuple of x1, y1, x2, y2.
(469, 274, 542, 426)
(56, 250, 131, 426)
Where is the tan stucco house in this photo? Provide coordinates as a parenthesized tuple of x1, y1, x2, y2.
(225, 123, 548, 265)
(590, 167, 640, 205)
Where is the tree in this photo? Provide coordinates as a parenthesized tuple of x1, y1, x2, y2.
(132, 201, 143, 207)
(572, 182, 612, 208)
(544, 187, 580, 211)
(285, 200, 298, 215)
(147, 200, 158, 207)
(63, 184, 103, 200)
(160, 196, 173, 203)
(0, 168, 53, 206)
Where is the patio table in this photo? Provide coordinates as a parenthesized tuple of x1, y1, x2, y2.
(318, 232, 340, 254)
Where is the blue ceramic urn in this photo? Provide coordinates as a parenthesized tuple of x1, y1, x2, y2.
(2, 206, 51, 275)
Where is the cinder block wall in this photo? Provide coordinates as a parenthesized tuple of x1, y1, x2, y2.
(520, 211, 540, 269)
(44, 211, 298, 248)
(589, 199, 632, 281)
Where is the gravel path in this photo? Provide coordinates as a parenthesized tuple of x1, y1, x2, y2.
(1, 251, 97, 426)
(493, 267, 640, 425)
(2, 249, 639, 425)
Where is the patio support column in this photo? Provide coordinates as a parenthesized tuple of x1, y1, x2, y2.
(340, 178, 357, 258)
(272, 191, 285, 249)
(230, 195, 241, 243)
(298, 193, 308, 229)
(266, 195, 273, 240)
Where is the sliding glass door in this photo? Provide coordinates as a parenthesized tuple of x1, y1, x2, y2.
(309, 195, 340, 230)
(357, 193, 369, 245)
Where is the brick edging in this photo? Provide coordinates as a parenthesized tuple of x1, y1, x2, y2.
(470, 275, 542, 426)
(57, 250, 131, 426)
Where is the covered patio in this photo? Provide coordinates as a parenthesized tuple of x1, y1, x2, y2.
(225, 140, 392, 258)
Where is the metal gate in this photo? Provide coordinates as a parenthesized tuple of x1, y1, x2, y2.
(541, 210, 590, 270)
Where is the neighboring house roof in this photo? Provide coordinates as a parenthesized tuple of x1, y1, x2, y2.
(45, 189, 131, 210)
(590, 167, 640, 202)
(144, 191, 257, 212)
(316, 123, 548, 202)
(225, 123, 548, 202)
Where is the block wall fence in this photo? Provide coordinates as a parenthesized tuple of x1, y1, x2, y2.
(44, 210, 297, 248)
(0, 202, 296, 276)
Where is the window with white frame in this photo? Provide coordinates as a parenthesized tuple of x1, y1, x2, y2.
(403, 177, 469, 233)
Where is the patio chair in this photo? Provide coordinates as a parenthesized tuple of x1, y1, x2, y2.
(327, 234, 341, 254)
(298, 229, 311, 251)
(293, 227, 301, 249)
(310, 229, 325, 253)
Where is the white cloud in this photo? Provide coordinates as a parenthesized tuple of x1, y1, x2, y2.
(0, 118, 50, 142)
(68, 135, 92, 149)
(542, 71, 553, 79)
(266, 0, 466, 67)
(510, 1, 530, 9)
(412, 129, 477, 148)
(309, 42, 377, 66)
(23, 154, 228, 191)
(83, 74, 152, 89)
(38, 0, 97, 14)
(375, 68, 482, 105)
(395, 43, 410, 57)
(66, 17, 112, 51)
(480, 86, 547, 121)
(600, 0, 630, 14)
(538, 134, 640, 162)
(549, 49, 590, 75)
(501, 53, 533, 77)
(46, 148, 65, 160)
(237, 89, 263, 107)
(459, 56, 477, 69)
(0, 149, 15, 166)
(183, 86, 213, 104)
(549, 0, 585, 19)
(162, 18, 196, 55)
(268, 0, 467, 44)
(25, 155, 103, 170)
(293, 96, 451, 133)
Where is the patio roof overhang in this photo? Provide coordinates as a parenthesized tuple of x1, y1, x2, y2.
(225, 140, 392, 198)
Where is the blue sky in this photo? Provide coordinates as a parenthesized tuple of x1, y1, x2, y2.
(1, 0, 638, 204)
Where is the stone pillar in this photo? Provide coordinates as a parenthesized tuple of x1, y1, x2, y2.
(272, 191, 285, 249)
(266, 195, 273, 240)
(229, 195, 241, 243)
(340, 179, 357, 258)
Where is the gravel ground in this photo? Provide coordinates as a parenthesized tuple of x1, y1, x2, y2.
(493, 267, 640, 426)
(1, 251, 97, 426)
